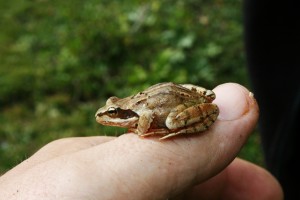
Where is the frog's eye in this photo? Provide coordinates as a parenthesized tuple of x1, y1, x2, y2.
(107, 107, 118, 116)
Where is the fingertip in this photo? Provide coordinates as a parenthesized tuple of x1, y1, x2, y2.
(225, 159, 284, 200)
(185, 158, 284, 200)
(213, 83, 259, 121)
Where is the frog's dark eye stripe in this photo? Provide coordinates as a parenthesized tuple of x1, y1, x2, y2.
(106, 107, 139, 119)
(107, 107, 118, 116)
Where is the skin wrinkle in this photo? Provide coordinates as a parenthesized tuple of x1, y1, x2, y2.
(90, 135, 199, 199)
(44, 147, 134, 200)
(157, 139, 190, 159)
(89, 137, 162, 199)
(182, 123, 222, 174)
(64, 156, 120, 200)
(93, 158, 134, 199)
(13, 156, 68, 199)
(153, 138, 210, 197)
(132, 122, 225, 196)
(149, 135, 218, 197)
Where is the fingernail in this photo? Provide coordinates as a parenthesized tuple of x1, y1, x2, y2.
(213, 83, 256, 121)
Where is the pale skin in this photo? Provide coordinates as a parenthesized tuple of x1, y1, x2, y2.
(0, 83, 283, 200)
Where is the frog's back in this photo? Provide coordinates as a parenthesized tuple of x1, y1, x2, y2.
(144, 82, 206, 112)
(116, 82, 206, 112)
(145, 82, 204, 101)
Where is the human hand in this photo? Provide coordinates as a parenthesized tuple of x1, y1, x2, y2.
(0, 83, 283, 200)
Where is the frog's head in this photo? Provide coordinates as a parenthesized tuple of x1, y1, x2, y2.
(95, 96, 139, 128)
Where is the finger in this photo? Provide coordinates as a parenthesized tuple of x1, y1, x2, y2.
(4, 136, 115, 178)
(223, 158, 283, 200)
(34, 136, 115, 157)
(68, 83, 260, 199)
(183, 158, 283, 200)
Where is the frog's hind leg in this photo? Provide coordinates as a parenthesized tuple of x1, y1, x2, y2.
(180, 84, 216, 101)
(166, 103, 219, 130)
(159, 116, 217, 140)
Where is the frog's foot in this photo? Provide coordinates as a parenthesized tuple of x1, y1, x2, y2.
(138, 128, 170, 138)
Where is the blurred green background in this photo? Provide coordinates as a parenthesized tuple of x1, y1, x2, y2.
(0, 0, 264, 173)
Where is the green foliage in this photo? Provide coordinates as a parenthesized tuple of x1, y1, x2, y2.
(0, 0, 263, 173)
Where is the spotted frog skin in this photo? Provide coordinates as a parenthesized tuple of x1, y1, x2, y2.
(95, 82, 219, 140)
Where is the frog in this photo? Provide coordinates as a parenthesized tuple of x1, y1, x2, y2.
(95, 82, 219, 140)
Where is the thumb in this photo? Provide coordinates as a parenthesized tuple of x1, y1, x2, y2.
(74, 83, 259, 199)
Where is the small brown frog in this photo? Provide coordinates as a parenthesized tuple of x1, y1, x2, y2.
(95, 82, 219, 140)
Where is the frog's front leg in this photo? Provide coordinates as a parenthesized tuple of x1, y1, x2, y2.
(135, 110, 154, 136)
(163, 103, 219, 139)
